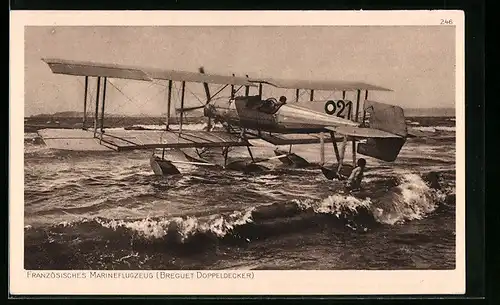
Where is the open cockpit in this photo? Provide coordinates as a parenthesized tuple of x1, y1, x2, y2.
(235, 95, 288, 114)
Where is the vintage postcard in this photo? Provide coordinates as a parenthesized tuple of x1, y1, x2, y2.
(10, 10, 465, 295)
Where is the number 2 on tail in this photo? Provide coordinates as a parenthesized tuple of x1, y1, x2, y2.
(324, 100, 353, 119)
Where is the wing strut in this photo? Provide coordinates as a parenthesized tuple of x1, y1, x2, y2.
(179, 81, 186, 134)
(245, 75, 250, 96)
(100, 77, 107, 134)
(93, 76, 101, 137)
(351, 89, 362, 166)
(166, 80, 173, 130)
(355, 89, 361, 122)
(361, 90, 369, 126)
(83, 76, 88, 130)
(231, 74, 235, 99)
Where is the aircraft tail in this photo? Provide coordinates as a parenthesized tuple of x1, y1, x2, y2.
(357, 100, 408, 162)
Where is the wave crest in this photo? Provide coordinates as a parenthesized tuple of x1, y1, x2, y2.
(94, 208, 255, 242)
(370, 173, 446, 224)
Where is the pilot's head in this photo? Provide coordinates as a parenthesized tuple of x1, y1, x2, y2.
(279, 96, 287, 103)
(357, 158, 367, 168)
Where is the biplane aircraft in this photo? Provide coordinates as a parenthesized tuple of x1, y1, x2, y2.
(38, 58, 418, 179)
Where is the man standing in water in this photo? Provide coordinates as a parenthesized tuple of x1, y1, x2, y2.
(344, 158, 366, 192)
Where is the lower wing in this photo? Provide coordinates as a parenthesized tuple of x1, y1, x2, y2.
(37, 128, 251, 152)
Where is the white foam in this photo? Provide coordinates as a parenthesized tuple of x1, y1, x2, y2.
(293, 173, 447, 226)
(295, 195, 371, 218)
(372, 173, 445, 225)
(95, 207, 255, 241)
(435, 126, 456, 132)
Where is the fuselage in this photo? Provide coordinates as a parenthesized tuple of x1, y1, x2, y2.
(204, 95, 358, 134)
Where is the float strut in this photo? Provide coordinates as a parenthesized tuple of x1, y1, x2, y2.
(338, 136, 347, 174)
(247, 146, 255, 162)
(319, 132, 325, 165)
(329, 131, 341, 163)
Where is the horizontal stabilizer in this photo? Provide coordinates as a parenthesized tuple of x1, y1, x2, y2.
(325, 125, 401, 139)
(257, 132, 345, 145)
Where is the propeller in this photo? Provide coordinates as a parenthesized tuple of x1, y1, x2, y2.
(175, 105, 205, 113)
(199, 67, 213, 131)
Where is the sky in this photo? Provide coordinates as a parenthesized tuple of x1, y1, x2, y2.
(24, 26, 455, 116)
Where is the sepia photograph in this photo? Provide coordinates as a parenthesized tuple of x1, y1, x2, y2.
(11, 11, 465, 295)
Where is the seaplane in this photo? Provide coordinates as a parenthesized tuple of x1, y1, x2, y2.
(37, 58, 420, 179)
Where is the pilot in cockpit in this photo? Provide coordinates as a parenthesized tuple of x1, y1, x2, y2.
(257, 95, 287, 114)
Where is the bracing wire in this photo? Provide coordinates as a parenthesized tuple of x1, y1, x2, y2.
(75, 78, 167, 127)
(298, 89, 309, 101)
(184, 86, 204, 105)
(106, 80, 169, 126)
(75, 77, 218, 129)
(75, 77, 97, 126)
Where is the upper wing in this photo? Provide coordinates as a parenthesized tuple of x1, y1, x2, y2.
(42, 58, 257, 87)
(147, 68, 256, 86)
(38, 128, 250, 151)
(248, 77, 392, 92)
(42, 58, 153, 81)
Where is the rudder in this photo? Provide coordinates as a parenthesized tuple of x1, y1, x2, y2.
(357, 100, 408, 162)
(363, 100, 407, 137)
